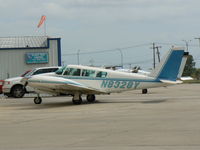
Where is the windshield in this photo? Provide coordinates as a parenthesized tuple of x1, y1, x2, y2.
(21, 70, 32, 77)
(55, 66, 66, 75)
(24, 69, 36, 77)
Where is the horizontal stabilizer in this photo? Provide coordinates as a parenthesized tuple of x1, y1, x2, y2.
(180, 76, 193, 81)
(160, 79, 183, 84)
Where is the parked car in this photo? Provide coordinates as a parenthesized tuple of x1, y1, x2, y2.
(2, 66, 60, 98)
(0, 80, 4, 94)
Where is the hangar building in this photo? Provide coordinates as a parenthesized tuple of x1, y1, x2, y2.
(0, 36, 61, 80)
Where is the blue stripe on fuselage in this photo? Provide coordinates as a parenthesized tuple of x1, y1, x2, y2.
(59, 76, 160, 83)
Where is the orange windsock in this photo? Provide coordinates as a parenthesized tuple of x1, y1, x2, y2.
(37, 15, 46, 28)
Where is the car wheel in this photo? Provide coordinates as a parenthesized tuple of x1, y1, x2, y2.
(11, 85, 25, 98)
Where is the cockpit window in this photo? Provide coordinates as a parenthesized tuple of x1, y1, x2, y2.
(96, 71, 107, 78)
(63, 68, 81, 76)
(82, 69, 95, 77)
(55, 66, 65, 75)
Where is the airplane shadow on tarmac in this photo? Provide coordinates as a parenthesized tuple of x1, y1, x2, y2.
(96, 98, 168, 104)
(17, 98, 168, 110)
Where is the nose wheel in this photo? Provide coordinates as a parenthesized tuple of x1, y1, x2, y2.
(34, 94, 42, 104)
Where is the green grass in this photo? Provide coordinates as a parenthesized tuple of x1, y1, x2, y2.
(183, 80, 200, 84)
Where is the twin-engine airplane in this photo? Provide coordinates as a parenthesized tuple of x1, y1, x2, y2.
(22, 47, 188, 105)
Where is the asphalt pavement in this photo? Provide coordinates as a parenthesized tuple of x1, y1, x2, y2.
(0, 84, 200, 150)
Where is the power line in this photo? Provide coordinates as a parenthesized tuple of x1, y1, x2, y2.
(63, 42, 200, 57)
(156, 42, 199, 47)
(62, 43, 150, 56)
(123, 59, 152, 65)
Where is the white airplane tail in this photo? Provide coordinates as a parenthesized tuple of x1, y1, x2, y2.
(149, 47, 188, 81)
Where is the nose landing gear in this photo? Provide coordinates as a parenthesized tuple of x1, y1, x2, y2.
(34, 94, 42, 104)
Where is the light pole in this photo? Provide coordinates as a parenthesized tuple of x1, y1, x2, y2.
(182, 40, 191, 52)
(77, 49, 80, 65)
(117, 49, 123, 68)
(194, 37, 200, 47)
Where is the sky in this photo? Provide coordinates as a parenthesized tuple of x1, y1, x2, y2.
(1, 0, 200, 70)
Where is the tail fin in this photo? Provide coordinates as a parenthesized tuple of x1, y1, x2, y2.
(177, 52, 189, 79)
(149, 47, 185, 81)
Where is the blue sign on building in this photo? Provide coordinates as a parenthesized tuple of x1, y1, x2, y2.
(25, 52, 49, 64)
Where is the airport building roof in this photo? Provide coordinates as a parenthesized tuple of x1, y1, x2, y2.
(0, 36, 48, 49)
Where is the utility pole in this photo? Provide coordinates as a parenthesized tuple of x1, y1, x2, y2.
(155, 46, 161, 63)
(77, 49, 80, 65)
(153, 43, 156, 69)
(182, 40, 191, 52)
(117, 49, 123, 68)
(152, 43, 156, 69)
(151, 43, 161, 69)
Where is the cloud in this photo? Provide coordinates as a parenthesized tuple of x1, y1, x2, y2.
(29, 0, 200, 23)
(0, 0, 199, 23)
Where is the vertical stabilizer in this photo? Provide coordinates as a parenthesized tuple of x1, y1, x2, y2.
(149, 47, 185, 81)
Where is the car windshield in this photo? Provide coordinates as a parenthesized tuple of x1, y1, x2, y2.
(24, 69, 36, 77)
(21, 70, 32, 77)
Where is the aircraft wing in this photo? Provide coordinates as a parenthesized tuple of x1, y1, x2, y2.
(24, 75, 106, 95)
(55, 79, 106, 94)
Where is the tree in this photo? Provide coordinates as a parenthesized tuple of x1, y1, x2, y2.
(193, 68, 200, 80)
(182, 55, 196, 77)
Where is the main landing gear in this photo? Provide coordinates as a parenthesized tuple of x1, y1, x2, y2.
(72, 94, 82, 105)
(72, 94, 96, 105)
(87, 94, 96, 103)
(142, 89, 148, 94)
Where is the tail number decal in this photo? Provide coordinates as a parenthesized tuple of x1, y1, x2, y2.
(101, 80, 140, 89)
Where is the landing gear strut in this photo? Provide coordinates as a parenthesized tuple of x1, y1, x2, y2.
(34, 94, 42, 104)
(87, 94, 96, 103)
(72, 94, 82, 105)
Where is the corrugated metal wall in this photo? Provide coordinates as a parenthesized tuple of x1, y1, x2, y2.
(0, 38, 60, 80)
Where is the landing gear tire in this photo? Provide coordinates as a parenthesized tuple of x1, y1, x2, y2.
(11, 85, 25, 98)
(72, 96, 82, 105)
(34, 97, 42, 104)
(87, 94, 96, 103)
(142, 89, 148, 94)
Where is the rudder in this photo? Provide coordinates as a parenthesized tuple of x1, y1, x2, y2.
(149, 47, 185, 81)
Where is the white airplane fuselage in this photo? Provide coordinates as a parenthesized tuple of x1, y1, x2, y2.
(26, 65, 168, 95)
